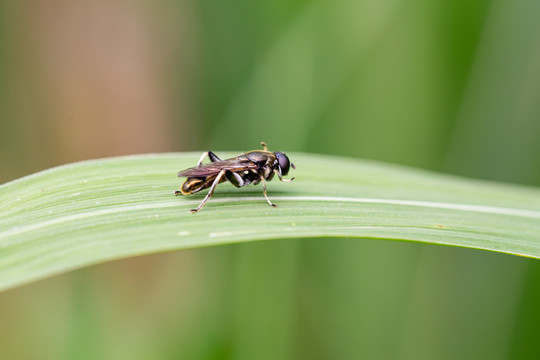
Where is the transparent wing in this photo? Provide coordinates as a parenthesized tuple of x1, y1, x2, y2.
(177, 159, 257, 177)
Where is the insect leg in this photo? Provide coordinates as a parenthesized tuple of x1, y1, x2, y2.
(260, 142, 268, 151)
(196, 151, 222, 167)
(196, 152, 209, 167)
(208, 152, 222, 162)
(225, 170, 244, 188)
(190, 170, 226, 213)
(260, 176, 277, 208)
(276, 168, 295, 182)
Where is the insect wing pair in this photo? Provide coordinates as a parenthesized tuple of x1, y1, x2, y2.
(175, 142, 295, 213)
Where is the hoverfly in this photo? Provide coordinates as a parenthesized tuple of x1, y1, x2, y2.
(175, 142, 295, 213)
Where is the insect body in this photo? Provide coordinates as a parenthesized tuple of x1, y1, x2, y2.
(175, 142, 295, 213)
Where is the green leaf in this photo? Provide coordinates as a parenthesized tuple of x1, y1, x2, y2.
(1, 153, 540, 292)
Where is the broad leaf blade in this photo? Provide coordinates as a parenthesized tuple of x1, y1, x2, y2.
(1, 153, 540, 292)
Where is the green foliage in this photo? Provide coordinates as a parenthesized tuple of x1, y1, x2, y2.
(2, 153, 540, 292)
(2, 0, 540, 358)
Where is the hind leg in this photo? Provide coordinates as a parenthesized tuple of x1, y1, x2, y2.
(190, 170, 226, 213)
(196, 151, 222, 167)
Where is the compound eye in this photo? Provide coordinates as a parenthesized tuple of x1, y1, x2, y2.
(276, 152, 291, 176)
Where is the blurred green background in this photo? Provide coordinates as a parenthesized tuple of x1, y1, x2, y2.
(1, 0, 540, 359)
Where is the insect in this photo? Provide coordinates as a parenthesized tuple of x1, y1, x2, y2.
(175, 142, 295, 213)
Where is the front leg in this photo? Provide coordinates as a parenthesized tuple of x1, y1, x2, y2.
(276, 168, 295, 182)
